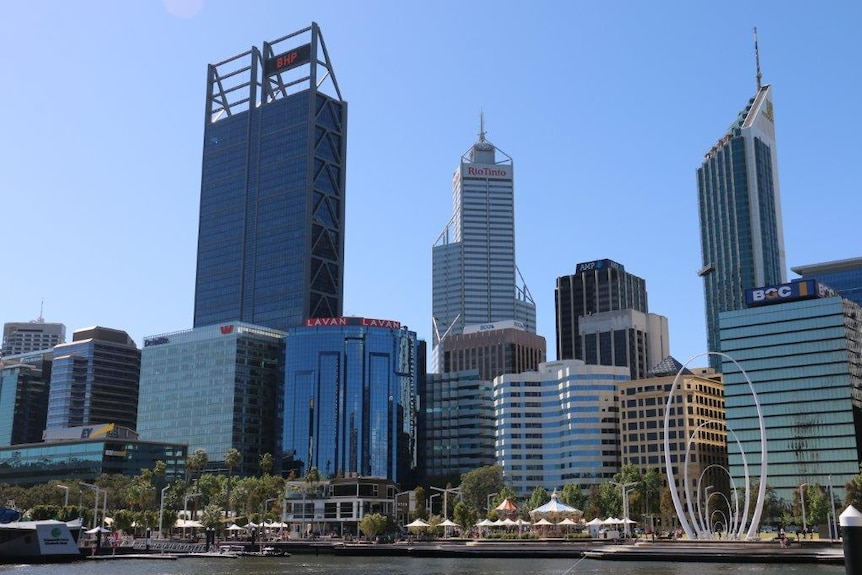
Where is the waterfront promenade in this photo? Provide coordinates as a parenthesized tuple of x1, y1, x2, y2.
(111, 536, 844, 565)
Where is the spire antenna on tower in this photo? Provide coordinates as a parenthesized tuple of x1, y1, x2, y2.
(754, 27, 763, 91)
(478, 110, 486, 143)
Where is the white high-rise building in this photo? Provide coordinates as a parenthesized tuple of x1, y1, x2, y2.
(431, 121, 535, 371)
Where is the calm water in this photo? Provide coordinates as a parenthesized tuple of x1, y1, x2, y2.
(0, 556, 846, 575)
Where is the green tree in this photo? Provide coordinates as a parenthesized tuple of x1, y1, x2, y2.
(525, 485, 549, 514)
(845, 468, 862, 510)
(459, 465, 505, 515)
(560, 483, 586, 511)
(411, 486, 427, 520)
(260, 452, 274, 476)
(359, 513, 388, 540)
(200, 503, 225, 530)
(452, 500, 475, 536)
(224, 448, 241, 478)
(186, 448, 209, 483)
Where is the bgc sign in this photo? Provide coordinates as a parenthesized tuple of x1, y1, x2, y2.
(746, 279, 834, 307)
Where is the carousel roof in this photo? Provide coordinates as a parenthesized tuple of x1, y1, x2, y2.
(529, 490, 582, 517)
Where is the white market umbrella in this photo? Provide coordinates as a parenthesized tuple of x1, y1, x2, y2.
(586, 517, 605, 526)
(558, 518, 578, 526)
(476, 519, 495, 527)
(533, 518, 554, 526)
(226, 523, 246, 531)
(406, 518, 429, 528)
(439, 519, 460, 527)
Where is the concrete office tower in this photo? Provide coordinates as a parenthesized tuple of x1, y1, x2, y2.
(618, 358, 727, 529)
(137, 322, 285, 477)
(194, 23, 346, 332)
(719, 280, 862, 502)
(0, 350, 53, 446)
(792, 257, 862, 307)
(494, 360, 629, 497)
(440, 321, 546, 381)
(555, 259, 666, 380)
(283, 317, 419, 485)
(47, 327, 141, 431)
(697, 36, 786, 371)
(2, 320, 65, 357)
(431, 120, 535, 372)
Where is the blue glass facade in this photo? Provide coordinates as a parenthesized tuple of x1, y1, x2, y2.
(719, 296, 862, 502)
(792, 257, 862, 308)
(698, 85, 786, 371)
(194, 25, 346, 333)
(137, 322, 285, 477)
(283, 319, 418, 484)
(0, 353, 51, 446)
(47, 327, 140, 431)
(0, 438, 185, 487)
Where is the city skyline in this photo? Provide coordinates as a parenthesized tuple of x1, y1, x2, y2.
(2, 2, 860, 368)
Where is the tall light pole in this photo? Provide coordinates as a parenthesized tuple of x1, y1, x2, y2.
(428, 493, 440, 516)
(79, 482, 101, 529)
(610, 481, 638, 535)
(56, 484, 69, 508)
(828, 475, 838, 540)
(183, 492, 201, 538)
(487, 492, 498, 515)
(158, 485, 170, 540)
(799, 483, 809, 536)
(430, 486, 460, 520)
(625, 488, 637, 537)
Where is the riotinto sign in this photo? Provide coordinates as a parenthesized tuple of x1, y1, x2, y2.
(264, 43, 311, 76)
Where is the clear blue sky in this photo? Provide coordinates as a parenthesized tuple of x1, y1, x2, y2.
(2, 1, 860, 367)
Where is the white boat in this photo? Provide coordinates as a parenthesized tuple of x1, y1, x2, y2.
(0, 518, 82, 563)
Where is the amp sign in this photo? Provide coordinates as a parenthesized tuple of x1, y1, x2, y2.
(746, 279, 834, 307)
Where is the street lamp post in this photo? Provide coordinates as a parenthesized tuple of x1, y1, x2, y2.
(487, 492, 498, 515)
(799, 483, 809, 536)
(158, 485, 170, 540)
(610, 481, 638, 537)
(183, 492, 201, 539)
(428, 494, 440, 516)
(79, 482, 101, 529)
(430, 486, 460, 520)
(56, 484, 69, 508)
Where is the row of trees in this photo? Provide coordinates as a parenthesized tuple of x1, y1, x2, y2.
(4, 449, 862, 538)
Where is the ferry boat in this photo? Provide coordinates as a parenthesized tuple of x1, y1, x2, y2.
(0, 511, 82, 563)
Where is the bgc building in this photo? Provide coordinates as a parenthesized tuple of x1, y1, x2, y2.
(719, 279, 862, 503)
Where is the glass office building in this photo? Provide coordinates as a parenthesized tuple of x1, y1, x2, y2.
(719, 280, 862, 502)
(555, 259, 648, 361)
(0, 351, 52, 446)
(283, 318, 419, 485)
(792, 257, 862, 308)
(420, 369, 495, 482)
(47, 327, 141, 431)
(494, 360, 629, 497)
(194, 23, 346, 332)
(431, 123, 535, 371)
(137, 322, 285, 477)
(698, 82, 787, 371)
(0, 436, 185, 487)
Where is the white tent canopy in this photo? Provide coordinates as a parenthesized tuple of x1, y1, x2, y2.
(533, 518, 554, 526)
(439, 519, 460, 527)
(585, 517, 605, 526)
(225, 523, 246, 531)
(406, 518, 429, 528)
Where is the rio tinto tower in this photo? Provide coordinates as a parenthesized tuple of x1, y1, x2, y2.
(431, 118, 536, 371)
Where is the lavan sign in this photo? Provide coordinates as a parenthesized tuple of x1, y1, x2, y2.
(746, 279, 834, 307)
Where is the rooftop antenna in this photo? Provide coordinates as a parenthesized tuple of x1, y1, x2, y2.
(754, 27, 763, 91)
(478, 109, 486, 143)
(36, 298, 45, 323)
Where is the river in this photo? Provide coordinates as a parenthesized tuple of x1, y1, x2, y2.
(0, 555, 846, 575)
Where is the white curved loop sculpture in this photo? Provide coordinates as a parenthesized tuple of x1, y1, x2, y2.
(662, 352, 767, 540)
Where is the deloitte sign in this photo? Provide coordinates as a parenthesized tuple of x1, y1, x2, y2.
(745, 279, 834, 307)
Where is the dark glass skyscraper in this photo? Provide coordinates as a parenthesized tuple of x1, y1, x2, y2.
(697, 77, 786, 370)
(193, 23, 347, 332)
(555, 259, 648, 362)
(792, 257, 862, 308)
